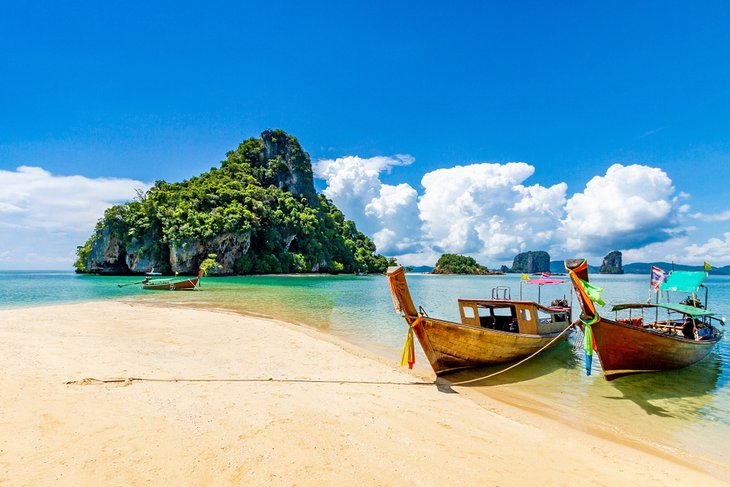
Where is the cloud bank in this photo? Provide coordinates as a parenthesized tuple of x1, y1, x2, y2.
(315, 156, 702, 266)
(0, 166, 149, 268)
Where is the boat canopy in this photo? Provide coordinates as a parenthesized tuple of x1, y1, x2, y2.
(659, 271, 706, 293)
(524, 278, 565, 285)
(611, 302, 714, 317)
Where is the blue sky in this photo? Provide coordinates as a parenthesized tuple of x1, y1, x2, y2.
(1, 1, 729, 269)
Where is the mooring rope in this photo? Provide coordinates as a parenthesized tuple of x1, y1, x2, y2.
(66, 323, 575, 389)
(448, 322, 575, 386)
(572, 324, 585, 353)
(65, 377, 434, 386)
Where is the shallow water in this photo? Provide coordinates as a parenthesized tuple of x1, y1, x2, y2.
(2, 270, 729, 475)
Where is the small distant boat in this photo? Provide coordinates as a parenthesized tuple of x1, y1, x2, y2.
(386, 266, 573, 375)
(141, 269, 203, 291)
(565, 258, 724, 380)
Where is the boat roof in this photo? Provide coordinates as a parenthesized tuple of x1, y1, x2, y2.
(659, 271, 706, 293)
(611, 302, 714, 317)
(457, 298, 569, 311)
(523, 278, 565, 285)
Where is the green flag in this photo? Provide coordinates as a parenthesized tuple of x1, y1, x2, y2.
(579, 278, 605, 307)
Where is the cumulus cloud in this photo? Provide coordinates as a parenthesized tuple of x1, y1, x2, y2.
(315, 156, 569, 265)
(419, 163, 567, 260)
(314, 153, 730, 266)
(561, 164, 684, 254)
(313, 155, 422, 254)
(0, 166, 149, 230)
(684, 233, 730, 264)
(0, 166, 149, 269)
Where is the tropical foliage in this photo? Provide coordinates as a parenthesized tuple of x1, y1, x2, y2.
(75, 130, 394, 274)
(432, 253, 491, 274)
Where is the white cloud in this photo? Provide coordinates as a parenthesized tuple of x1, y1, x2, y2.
(561, 164, 683, 254)
(623, 232, 730, 266)
(691, 210, 730, 222)
(313, 155, 422, 254)
(314, 155, 730, 267)
(419, 163, 567, 260)
(0, 166, 149, 269)
(684, 233, 730, 264)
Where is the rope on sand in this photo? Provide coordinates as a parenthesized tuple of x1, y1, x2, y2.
(66, 323, 575, 389)
(65, 377, 435, 386)
(448, 322, 575, 386)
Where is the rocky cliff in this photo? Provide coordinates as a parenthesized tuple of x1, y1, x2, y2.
(75, 130, 392, 275)
(505, 251, 550, 273)
(599, 250, 624, 274)
(432, 253, 501, 275)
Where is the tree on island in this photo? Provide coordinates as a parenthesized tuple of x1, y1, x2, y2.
(75, 130, 395, 275)
(432, 254, 500, 275)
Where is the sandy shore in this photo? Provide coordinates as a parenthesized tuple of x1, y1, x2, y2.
(0, 301, 725, 486)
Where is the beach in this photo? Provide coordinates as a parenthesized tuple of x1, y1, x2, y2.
(0, 301, 726, 486)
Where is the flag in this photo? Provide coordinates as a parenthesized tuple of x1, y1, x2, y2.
(650, 265, 666, 291)
(579, 278, 605, 307)
(540, 272, 551, 278)
(704, 261, 712, 271)
(521, 273, 530, 280)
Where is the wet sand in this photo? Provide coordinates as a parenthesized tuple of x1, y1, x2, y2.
(0, 301, 725, 486)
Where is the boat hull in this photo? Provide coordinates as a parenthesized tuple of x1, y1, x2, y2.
(414, 317, 568, 375)
(141, 277, 200, 290)
(582, 318, 720, 380)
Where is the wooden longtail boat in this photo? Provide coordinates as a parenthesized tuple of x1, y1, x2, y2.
(386, 266, 573, 375)
(565, 258, 724, 381)
(141, 269, 203, 291)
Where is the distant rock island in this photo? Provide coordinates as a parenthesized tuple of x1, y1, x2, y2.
(500, 251, 550, 274)
(75, 130, 394, 275)
(599, 250, 624, 274)
(432, 254, 502, 275)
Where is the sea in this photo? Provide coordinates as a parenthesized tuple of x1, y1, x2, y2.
(2, 270, 729, 476)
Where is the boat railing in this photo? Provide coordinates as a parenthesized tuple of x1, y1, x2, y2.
(491, 286, 511, 300)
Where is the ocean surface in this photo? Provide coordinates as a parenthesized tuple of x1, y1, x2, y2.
(2, 270, 729, 475)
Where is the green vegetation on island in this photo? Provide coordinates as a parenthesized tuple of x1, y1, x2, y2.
(432, 254, 501, 275)
(75, 130, 395, 275)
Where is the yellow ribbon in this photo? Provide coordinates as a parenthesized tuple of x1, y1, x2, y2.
(400, 315, 423, 369)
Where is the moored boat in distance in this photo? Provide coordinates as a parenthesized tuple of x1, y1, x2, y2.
(141, 269, 204, 291)
(565, 258, 725, 380)
(386, 266, 573, 375)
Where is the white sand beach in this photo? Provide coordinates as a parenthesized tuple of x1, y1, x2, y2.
(0, 301, 725, 486)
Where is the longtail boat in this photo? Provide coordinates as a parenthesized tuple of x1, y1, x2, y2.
(386, 266, 573, 375)
(565, 258, 724, 380)
(141, 269, 204, 291)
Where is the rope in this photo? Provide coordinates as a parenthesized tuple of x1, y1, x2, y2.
(65, 377, 435, 386)
(448, 322, 575, 386)
(572, 324, 585, 353)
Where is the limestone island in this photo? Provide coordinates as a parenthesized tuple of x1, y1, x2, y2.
(75, 130, 395, 276)
(431, 253, 502, 275)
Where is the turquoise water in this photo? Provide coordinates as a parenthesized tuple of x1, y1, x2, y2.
(2, 270, 729, 475)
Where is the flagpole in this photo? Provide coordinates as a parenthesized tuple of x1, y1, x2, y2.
(647, 265, 653, 304)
